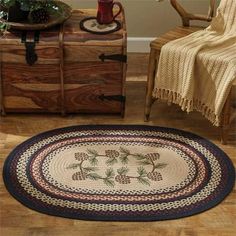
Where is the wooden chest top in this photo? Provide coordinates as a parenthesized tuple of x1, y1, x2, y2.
(0, 9, 127, 47)
(0, 9, 127, 65)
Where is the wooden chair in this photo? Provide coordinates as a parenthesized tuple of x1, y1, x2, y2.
(145, 0, 235, 144)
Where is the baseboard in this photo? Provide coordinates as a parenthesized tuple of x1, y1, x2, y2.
(127, 37, 155, 53)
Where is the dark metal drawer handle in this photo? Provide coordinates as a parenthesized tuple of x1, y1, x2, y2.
(99, 54, 127, 63)
(25, 42, 38, 66)
(21, 31, 40, 66)
(99, 94, 126, 102)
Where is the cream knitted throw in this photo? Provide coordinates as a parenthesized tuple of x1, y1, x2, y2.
(153, 0, 236, 126)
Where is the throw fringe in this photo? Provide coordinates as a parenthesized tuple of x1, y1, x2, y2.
(153, 88, 221, 127)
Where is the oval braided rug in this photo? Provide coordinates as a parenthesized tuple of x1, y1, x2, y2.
(3, 125, 235, 221)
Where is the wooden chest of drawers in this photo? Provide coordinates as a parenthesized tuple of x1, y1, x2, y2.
(0, 9, 127, 115)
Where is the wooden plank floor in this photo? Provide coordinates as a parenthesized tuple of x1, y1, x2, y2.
(0, 53, 235, 236)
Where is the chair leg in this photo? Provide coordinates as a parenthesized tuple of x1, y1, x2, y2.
(220, 91, 232, 145)
(144, 48, 158, 122)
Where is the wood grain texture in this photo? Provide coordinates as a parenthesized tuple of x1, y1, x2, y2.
(0, 9, 127, 115)
(2, 63, 60, 83)
(0, 45, 60, 64)
(2, 61, 122, 113)
(3, 83, 122, 113)
(0, 78, 235, 236)
(64, 85, 122, 113)
(65, 62, 122, 84)
(0, 47, 4, 115)
(64, 46, 122, 62)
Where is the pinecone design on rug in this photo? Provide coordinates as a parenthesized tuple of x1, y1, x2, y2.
(105, 150, 119, 165)
(66, 152, 99, 182)
(145, 153, 160, 162)
(67, 147, 167, 187)
(115, 175, 131, 184)
(144, 153, 166, 181)
(115, 167, 131, 184)
(105, 150, 120, 158)
(115, 167, 151, 186)
(72, 172, 87, 181)
(75, 152, 89, 161)
(147, 172, 163, 181)
(5, 125, 235, 221)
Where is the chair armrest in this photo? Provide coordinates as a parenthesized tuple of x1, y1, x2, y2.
(170, 0, 216, 26)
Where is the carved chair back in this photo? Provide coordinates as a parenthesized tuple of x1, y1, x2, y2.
(170, 0, 217, 26)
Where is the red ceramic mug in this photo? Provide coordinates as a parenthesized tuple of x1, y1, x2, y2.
(97, 0, 123, 24)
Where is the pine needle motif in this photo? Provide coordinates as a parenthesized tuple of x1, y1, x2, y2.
(67, 147, 167, 187)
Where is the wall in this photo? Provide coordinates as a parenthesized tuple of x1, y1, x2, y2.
(64, 0, 220, 52)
